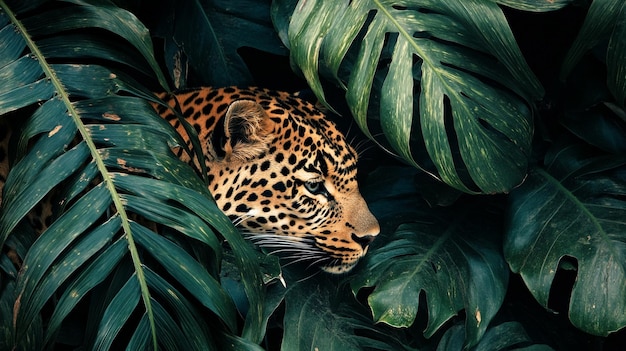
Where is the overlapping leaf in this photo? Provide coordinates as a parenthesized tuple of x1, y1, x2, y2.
(280, 273, 406, 351)
(561, 0, 626, 106)
(437, 321, 554, 351)
(273, 0, 544, 193)
(0, 1, 265, 349)
(505, 144, 626, 336)
(282, 280, 362, 351)
(152, 0, 287, 88)
(352, 167, 509, 347)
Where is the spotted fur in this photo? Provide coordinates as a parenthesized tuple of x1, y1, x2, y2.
(0, 87, 380, 273)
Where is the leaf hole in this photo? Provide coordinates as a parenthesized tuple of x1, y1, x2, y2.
(477, 117, 514, 145)
(547, 255, 578, 314)
(443, 96, 480, 192)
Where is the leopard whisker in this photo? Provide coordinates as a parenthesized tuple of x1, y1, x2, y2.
(281, 255, 328, 268)
(232, 213, 254, 227)
(281, 254, 326, 264)
(305, 257, 330, 269)
(295, 269, 323, 283)
(356, 143, 376, 158)
(244, 232, 315, 243)
(264, 248, 321, 257)
(242, 233, 316, 247)
(245, 237, 315, 250)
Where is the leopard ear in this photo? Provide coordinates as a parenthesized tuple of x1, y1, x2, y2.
(222, 100, 273, 162)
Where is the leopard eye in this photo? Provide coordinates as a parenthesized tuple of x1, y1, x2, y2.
(304, 180, 328, 197)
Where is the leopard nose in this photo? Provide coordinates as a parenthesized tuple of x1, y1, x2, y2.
(352, 233, 376, 250)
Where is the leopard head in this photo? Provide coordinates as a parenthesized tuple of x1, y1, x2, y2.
(205, 92, 380, 273)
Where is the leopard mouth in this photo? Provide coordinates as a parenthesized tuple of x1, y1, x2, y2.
(240, 231, 367, 273)
(320, 259, 360, 274)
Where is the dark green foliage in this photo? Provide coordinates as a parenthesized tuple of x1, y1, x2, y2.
(1, 0, 625, 350)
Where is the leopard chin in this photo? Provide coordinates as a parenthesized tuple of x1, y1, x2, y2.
(320, 260, 360, 274)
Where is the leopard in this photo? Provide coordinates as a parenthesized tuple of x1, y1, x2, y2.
(0, 87, 380, 274)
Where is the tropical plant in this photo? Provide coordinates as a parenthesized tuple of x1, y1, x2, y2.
(0, 0, 266, 349)
(0, 0, 624, 350)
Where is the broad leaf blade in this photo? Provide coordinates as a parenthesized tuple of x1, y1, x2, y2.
(560, 0, 624, 80)
(154, 0, 286, 87)
(278, 0, 540, 193)
(505, 147, 626, 336)
(18, 216, 120, 340)
(0, 140, 87, 245)
(607, 7, 626, 106)
(353, 166, 508, 346)
(282, 277, 361, 351)
(495, 0, 572, 12)
(437, 321, 554, 351)
(1, 1, 244, 349)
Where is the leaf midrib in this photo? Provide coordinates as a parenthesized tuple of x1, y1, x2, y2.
(536, 168, 612, 256)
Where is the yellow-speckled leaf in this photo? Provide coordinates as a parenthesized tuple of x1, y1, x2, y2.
(274, 0, 543, 193)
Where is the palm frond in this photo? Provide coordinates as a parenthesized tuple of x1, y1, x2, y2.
(0, 1, 265, 349)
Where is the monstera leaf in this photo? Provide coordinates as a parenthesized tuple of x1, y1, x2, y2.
(505, 143, 626, 336)
(351, 167, 509, 347)
(152, 0, 287, 88)
(279, 272, 414, 351)
(272, 0, 544, 194)
(0, 1, 265, 349)
(281, 279, 362, 351)
(561, 0, 626, 106)
(437, 321, 554, 351)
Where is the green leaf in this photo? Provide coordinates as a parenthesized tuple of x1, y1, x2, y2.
(560, 0, 625, 83)
(282, 277, 361, 351)
(495, 0, 573, 12)
(121, 191, 221, 256)
(153, 0, 287, 87)
(131, 222, 238, 332)
(0, 10, 55, 114)
(92, 274, 142, 351)
(144, 269, 216, 350)
(126, 313, 152, 351)
(0, 1, 249, 349)
(111, 171, 268, 343)
(505, 145, 626, 336)
(0, 11, 25, 66)
(275, 0, 541, 193)
(0, 141, 89, 251)
(560, 62, 626, 154)
(15, 211, 120, 340)
(36, 34, 155, 78)
(112, 168, 268, 343)
(559, 0, 625, 107)
(20, 0, 168, 89)
(607, 7, 626, 106)
(1, 280, 43, 351)
(437, 321, 554, 351)
(220, 334, 266, 351)
(73, 96, 186, 149)
(353, 166, 508, 347)
(273, 0, 543, 193)
(45, 238, 128, 345)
